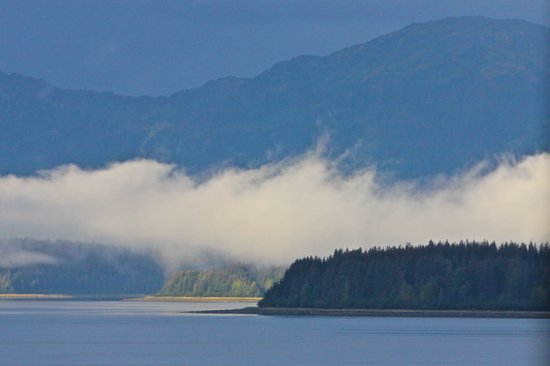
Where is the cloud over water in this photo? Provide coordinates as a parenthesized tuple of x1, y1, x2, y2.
(1, 153, 548, 265)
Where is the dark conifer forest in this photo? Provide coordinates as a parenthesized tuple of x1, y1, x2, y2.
(259, 241, 550, 311)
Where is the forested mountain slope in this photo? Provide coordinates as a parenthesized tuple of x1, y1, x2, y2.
(1, 17, 548, 178)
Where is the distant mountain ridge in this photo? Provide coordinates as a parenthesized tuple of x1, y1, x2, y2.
(1, 16, 548, 178)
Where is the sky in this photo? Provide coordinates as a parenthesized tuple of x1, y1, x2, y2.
(1, 0, 549, 96)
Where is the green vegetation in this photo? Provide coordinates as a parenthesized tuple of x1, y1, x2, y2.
(158, 265, 285, 297)
(259, 241, 550, 311)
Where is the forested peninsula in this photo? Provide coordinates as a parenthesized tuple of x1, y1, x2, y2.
(259, 242, 550, 311)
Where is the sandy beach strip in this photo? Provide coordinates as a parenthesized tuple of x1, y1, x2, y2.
(137, 296, 261, 303)
(0, 294, 72, 300)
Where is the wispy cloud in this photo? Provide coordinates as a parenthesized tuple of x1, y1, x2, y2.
(0, 153, 548, 266)
(0, 246, 58, 268)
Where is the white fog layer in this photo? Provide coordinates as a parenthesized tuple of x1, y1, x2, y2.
(0, 153, 548, 265)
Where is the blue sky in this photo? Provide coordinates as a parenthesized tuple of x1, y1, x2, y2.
(1, 0, 548, 96)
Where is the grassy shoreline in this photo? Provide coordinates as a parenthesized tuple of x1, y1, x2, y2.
(194, 307, 550, 319)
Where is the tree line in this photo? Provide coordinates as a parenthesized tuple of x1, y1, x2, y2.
(158, 264, 285, 297)
(259, 241, 550, 310)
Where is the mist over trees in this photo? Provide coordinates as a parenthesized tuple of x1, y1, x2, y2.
(260, 241, 550, 311)
(0, 239, 165, 294)
(0, 239, 284, 297)
(3, 239, 549, 308)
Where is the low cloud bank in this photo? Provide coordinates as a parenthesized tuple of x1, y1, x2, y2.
(0, 246, 58, 268)
(0, 153, 548, 266)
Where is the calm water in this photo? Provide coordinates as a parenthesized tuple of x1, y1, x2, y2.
(1, 300, 548, 366)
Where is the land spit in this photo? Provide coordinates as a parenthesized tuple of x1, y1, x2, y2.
(138, 296, 261, 302)
(193, 307, 550, 319)
(0, 294, 71, 300)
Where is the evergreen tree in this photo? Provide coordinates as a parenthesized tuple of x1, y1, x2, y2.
(259, 241, 550, 311)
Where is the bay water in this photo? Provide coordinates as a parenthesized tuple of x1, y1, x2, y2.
(1, 300, 548, 365)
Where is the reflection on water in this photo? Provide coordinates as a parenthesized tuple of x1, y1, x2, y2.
(1, 300, 548, 366)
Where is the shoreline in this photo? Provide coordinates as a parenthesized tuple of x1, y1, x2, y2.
(0, 294, 261, 302)
(0, 294, 72, 300)
(137, 296, 261, 303)
(194, 307, 550, 319)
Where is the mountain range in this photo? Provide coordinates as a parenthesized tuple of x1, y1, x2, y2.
(1, 16, 548, 178)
